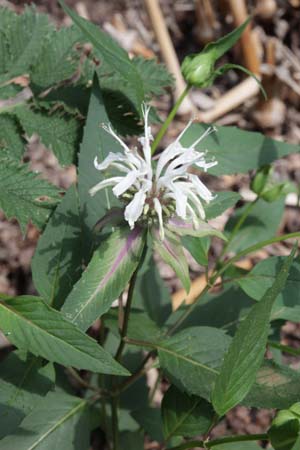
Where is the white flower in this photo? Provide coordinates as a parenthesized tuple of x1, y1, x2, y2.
(89, 104, 217, 240)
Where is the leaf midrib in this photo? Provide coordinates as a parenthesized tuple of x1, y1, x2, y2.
(27, 399, 86, 450)
(0, 300, 99, 364)
(157, 344, 219, 375)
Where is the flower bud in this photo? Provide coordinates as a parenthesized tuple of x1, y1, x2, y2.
(181, 51, 216, 87)
(269, 403, 300, 450)
(250, 165, 272, 195)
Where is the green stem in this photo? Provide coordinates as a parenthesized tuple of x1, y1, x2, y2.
(114, 243, 147, 362)
(112, 352, 154, 396)
(219, 197, 259, 260)
(151, 85, 191, 155)
(168, 232, 300, 335)
(268, 340, 300, 356)
(168, 433, 268, 450)
(111, 397, 119, 450)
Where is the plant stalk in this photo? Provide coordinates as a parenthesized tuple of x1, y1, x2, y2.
(151, 85, 191, 155)
(168, 433, 268, 450)
(168, 231, 300, 334)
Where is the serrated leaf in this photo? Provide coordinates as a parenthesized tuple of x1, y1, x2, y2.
(0, 157, 61, 233)
(225, 198, 285, 253)
(157, 327, 231, 401)
(132, 56, 174, 96)
(153, 229, 190, 293)
(0, 295, 128, 376)
(59, 0, 144, 110)
(1, 6, 50, 83)
(16, 105, 81, 166)
(31, 185, 83, 309)
(0, 391, 89, 450)
(62, 226, 146, 331)
(0, 114, 24, 160)
(0, 352, 54, 439)
(238, 256, 300, 322)
(31, 25, 83, 89)
(212, 246, 296, 416)
(162, 385, 213, 440)
(181, 123, 300, 176)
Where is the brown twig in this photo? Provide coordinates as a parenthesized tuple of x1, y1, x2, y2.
(196, 76, 260, 123)
(144, 0, 195, 115)
(227, 0, 261, 74)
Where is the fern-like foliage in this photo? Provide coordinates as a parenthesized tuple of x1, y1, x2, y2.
(0, 156, 61, 233)
(0, 5, 174, 232)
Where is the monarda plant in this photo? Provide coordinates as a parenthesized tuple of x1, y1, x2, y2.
(0, 3, 300, 450)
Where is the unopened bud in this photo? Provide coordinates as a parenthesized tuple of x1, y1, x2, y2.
(181, 51, 216, 88)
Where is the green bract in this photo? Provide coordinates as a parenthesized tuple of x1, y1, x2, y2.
(181, 51, 216, 87)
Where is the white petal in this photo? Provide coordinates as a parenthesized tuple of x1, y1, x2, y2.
(168, 183, 188, 219)
(89, 177, 123, 196)
(124, 189, 146, 228)
(191, 126, 217, 147)
(112, 171, 139, 197)
(102, 123, 131, 153)
(186, 189, 206, 219)
(156, 142, 185, 180)
(138, 103, 153, 167)
(153, 198, 164, 240)
(94, 153, 125, 170)
(189, 174, 214, 203)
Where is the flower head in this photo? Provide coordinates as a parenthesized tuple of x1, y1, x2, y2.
(89, 104, 217, 240)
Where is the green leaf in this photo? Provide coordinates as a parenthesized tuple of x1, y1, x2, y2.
(104, 308, 162, 343)
(131, 408, 163, 442)
(157, 327, 231, 401)
(132, 56, 174, 97)
(167, 218, 225, 241)
(181, 236, 210, 266)
(62, 226, 146, 331)
(0, 351, 54, 439)
(204, 191, 241, 219)
(59, 0, 144, 110)
(205, 18, 251, 60)
(225, 198, 285, 253)
(213, 443, 263, 450)
(77, 75, 120, 240)
(162, 385, 213, 440)
(16, 105, 81, 166)
(31, 25, 83, 89)
(0, 6, 50, 82)
(153, 229, 190, 293)
(119, 430, 144, 450)
(181, 123, 300, 176)
(212, 246, 296, 416)
(244, 360, 300, 409)
(0, 391, 90, 450)
(238, 256, 300, 322)
(269, 403, 300, 450)
(166, 284, 253, 336)
(133, 253, 172, 326)
(0, 114, 24, 160)
(0, 157, 61, 234)
(0, 295, 128, 376)
(31, 185, 83, 309)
